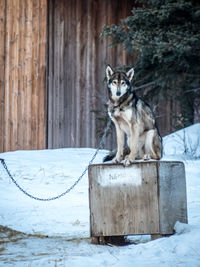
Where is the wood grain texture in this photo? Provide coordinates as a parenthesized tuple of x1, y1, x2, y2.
(89, 161, 187, 237)
(0, 0, 47, 152)
(0, 0, 6, 152)
(89, 162, 160, 236)
(47, 0, 134, 149)
(158, 161, 188, 234)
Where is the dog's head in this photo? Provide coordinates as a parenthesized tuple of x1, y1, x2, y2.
(106, 65, 134, 102)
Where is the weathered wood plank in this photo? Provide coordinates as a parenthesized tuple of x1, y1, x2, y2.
(38, 0, 47, 149)
(47, 0, 53, 148)
(74, 0, 81, 147)
(11, 0, 20, 151)
(0, 0, 6, 152)
(53, 1, 60, 148)
(17, 0, 25, 150)
(31, 0, 39, 149)
(4, 0, 11, 152)
(24, 0, 33, 149)
(158, 161, 188, 234)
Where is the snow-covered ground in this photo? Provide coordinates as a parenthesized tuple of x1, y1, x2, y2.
(0, 124, 200, 266)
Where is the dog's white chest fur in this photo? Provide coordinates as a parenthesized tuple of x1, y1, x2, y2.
(122, 108, 133, 122)
(111, 107, 134, 136)
(112, 106, 133, 121)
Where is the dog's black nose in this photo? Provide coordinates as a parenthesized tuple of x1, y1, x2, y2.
(116, 91, 121, 96)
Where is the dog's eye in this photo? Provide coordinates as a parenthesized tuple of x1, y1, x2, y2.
(121, 81, 125, 85)
(113, 81, 117, 85)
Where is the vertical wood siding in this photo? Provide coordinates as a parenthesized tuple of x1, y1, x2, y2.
(0, 0, 47, 152)
(0, 0, 175, 153)
(47, 0, 135, 149)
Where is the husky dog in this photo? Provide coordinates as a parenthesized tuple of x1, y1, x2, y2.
(103, 65, 162, 166)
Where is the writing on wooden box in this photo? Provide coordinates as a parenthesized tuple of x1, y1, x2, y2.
(99, 166, 142, 187)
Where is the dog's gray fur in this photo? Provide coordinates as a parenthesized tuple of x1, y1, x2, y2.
(103, 65, 162, 166)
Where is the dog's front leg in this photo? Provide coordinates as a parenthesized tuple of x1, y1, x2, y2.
(124, 124, 139, 166)
(113, 123, 124, 163)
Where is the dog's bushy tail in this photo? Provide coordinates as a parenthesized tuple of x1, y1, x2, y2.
(103, 150, 116, 162)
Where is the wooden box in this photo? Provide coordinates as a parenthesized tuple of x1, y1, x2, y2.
(88, 161, 187, 239)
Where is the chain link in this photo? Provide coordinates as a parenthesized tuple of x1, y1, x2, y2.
(0, 118, 112, 201)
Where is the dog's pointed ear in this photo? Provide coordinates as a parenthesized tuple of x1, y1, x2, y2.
(126, 68, 134, 81)
(106, 65, 114, 80)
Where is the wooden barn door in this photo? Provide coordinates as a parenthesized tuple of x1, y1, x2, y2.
(47, 0, 135, 149)
(0, 0, 47, 152)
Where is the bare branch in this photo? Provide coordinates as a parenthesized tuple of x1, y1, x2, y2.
(133, 81, 155, 91)
(184, 87, 200, 94)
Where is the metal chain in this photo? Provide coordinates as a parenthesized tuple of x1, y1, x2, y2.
(0, 118, 112, 201)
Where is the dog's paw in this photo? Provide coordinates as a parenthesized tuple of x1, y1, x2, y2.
(112, 158, 120, 164)
(112, 156, 123, 164)
(143, 154, 151, 161)
(123, 156, 135, 166)
(124, 159, 132, 166)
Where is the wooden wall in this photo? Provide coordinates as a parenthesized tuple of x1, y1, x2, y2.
(0, 0, 47, 152)
(47, 0, 135, 149)
(0, 0, 175, 153)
